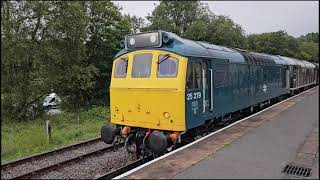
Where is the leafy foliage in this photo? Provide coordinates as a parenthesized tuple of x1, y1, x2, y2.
(1, 1, 318, 121)
(144, 1, 246, 48)
(1, 1, 131, 120)
(246, 31, 319, 62)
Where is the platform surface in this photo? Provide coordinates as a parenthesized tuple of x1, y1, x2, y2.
(121, 87, 319, 179)
(175, 87, 319, 179)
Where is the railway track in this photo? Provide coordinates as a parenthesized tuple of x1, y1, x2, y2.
(11, 145, 123, 179)
(0, 112, 247, 179)
(1, 137, 106, 179)
(95, 155, 154, 180)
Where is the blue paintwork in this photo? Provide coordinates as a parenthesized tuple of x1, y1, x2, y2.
(185, 61, 288, 129)
(113, 30, 314, 131)
(114, 31, 246, 64)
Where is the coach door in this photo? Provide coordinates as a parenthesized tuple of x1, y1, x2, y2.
(286, 68, 290, 91)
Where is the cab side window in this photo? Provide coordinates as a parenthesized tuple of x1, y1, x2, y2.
(114, 57, 128, 78)
(195, 62, 202, 89)
(186, 62, 202, 89)
(186, 62, 194, 88)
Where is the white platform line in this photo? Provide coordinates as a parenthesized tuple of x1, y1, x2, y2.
(113, 86, 318, 179)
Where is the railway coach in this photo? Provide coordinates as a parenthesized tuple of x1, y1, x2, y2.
(278, 56, 317, 94)
(101, 30, 318, 156)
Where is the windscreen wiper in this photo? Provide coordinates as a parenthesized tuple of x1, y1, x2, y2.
(121, 57, 128, 66)
(157, 54, 170, 65)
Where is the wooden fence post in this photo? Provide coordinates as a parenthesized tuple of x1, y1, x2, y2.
(46, 120, 51, 143)
(10, 127, 14, 144)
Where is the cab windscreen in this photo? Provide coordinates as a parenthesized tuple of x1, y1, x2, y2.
(126, 32, 161, 50)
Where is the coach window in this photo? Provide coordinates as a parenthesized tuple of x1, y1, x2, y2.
(114, 57, 128, 78)
(157, 55, 178, 78)
(132, 54, 152, 78)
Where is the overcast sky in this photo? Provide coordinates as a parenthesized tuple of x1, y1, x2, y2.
(115, 1, 319, 37)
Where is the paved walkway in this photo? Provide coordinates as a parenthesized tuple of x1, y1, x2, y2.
(175, 88, 319, 179)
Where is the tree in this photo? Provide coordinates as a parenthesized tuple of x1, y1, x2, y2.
(1, 1, 51, 120)
(124, 14, 146, 34)
(299, 32, 319, 44)
(298, 40, 319, 62)
(1, 1, 132, 120)
(145, 1, 246, 48)
(84, 1, 131, 105)
(246, 31, 299, 57)
(246, 31, 319, 62)
(144, 1, 209, 36)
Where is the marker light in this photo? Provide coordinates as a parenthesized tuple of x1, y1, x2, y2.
(162, 34, 173, 44)
(163, 112, 170, 119)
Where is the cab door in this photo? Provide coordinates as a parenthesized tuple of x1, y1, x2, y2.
(200, 59, 213, 115)
(185, 58, 213, 128)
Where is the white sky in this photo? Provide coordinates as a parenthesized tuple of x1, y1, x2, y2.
(114, 1, 319, 37)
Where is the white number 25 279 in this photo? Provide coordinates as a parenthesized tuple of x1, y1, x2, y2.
(187, 92, 201, 100)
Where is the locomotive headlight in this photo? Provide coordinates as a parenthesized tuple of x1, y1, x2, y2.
(129, 38, 135, 45)
(163, 112, 170, 119)
(150, 35, 157, 43)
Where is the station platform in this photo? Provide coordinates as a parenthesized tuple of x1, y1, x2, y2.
(118, 87, 319, 179)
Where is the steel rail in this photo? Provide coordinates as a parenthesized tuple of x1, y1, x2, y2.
(2, 137, 102, 168)
(95, 155, 153, 180)
(11, 143, 124, 179)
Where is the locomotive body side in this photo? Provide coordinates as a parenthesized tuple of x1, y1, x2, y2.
(184, 55, 288, 130)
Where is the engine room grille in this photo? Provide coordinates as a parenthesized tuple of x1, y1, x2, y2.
(282, 164, 312, 177)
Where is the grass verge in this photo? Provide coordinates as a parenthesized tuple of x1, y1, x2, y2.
(1, 106, 110, 163)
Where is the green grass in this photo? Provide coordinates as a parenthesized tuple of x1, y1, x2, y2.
(1, 106, 110, 163)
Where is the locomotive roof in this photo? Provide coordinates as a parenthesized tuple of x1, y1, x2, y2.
(278, 56, 300, 66)
(114, 31, 245, 63)
(114, 31, 313, 67)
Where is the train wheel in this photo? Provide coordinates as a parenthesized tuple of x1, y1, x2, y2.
(112, 136, 122, 151)
(125, 134, 137, 155)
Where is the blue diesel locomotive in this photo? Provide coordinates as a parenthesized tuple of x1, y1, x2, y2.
(101, 31, 318, 156)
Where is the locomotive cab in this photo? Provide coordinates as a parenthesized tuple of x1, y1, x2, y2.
(110, 49, 187, 131)
(102, 31, 188, 155)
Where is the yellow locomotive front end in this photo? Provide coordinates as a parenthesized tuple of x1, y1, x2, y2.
(101, 31, 189, 156)
(110, 50, 187, 132)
